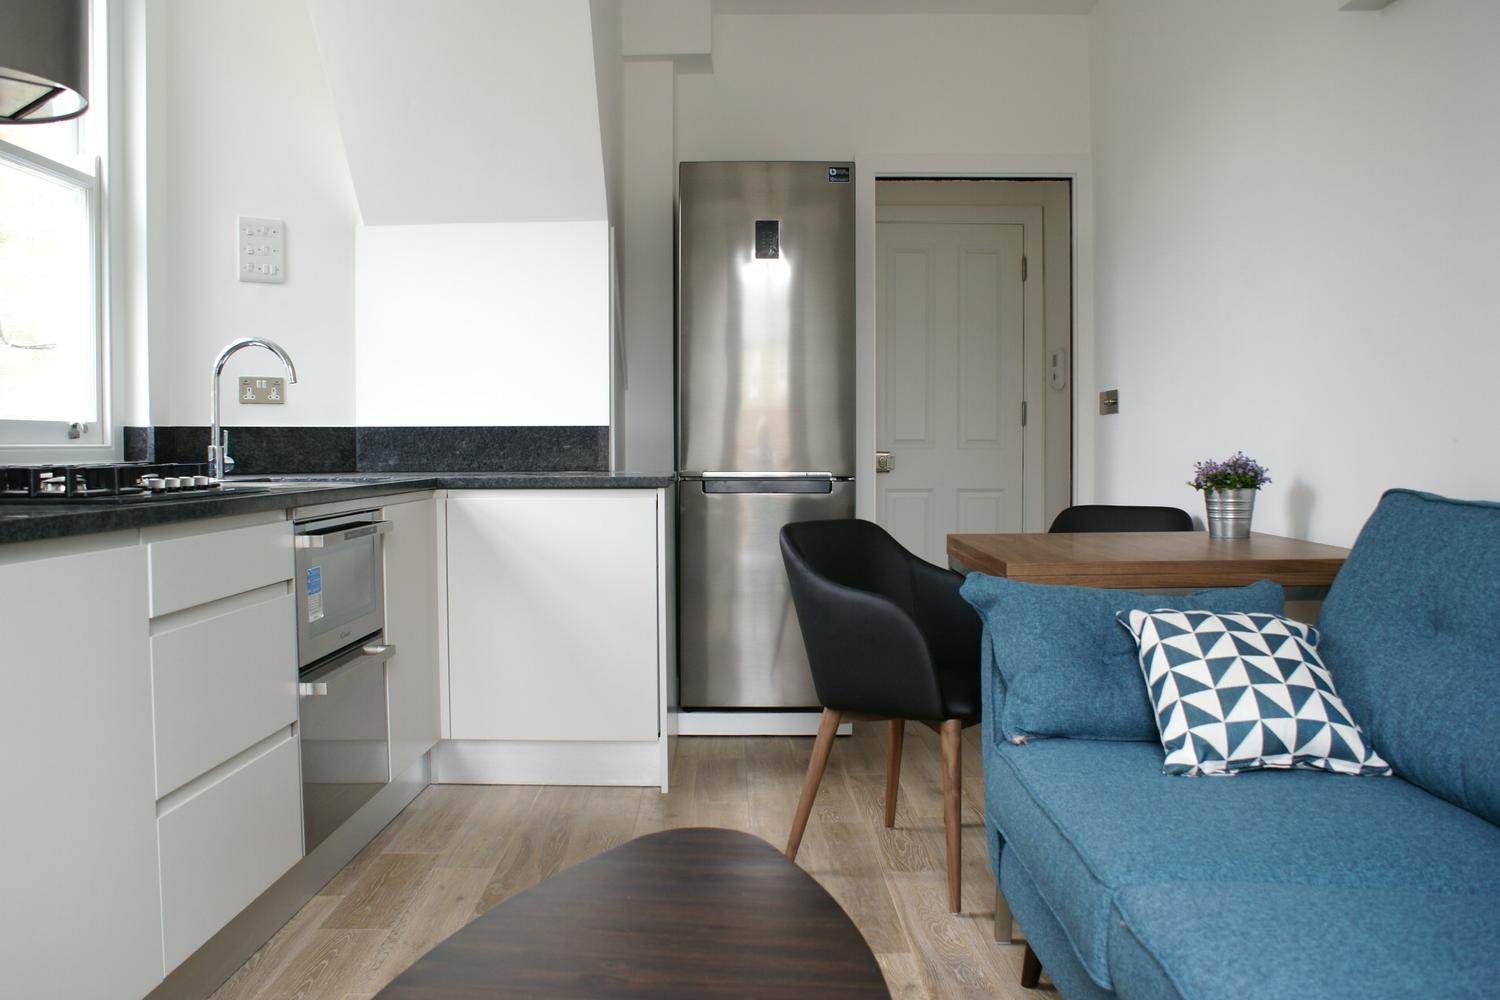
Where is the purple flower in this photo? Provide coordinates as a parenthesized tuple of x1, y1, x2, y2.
(1189, 451, 1271, 491)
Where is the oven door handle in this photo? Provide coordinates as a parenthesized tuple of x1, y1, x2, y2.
(295, 519, 393, 549)
(299, 642, 396, 696)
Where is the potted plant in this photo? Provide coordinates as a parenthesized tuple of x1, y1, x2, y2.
(1189, 452, 1271, 539)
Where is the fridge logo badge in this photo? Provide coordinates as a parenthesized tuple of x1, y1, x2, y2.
(827, 166, 850, 182)
(754, 220, 780, 259)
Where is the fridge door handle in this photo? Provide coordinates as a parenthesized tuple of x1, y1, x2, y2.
(702, 477, 835, 495)
(699, 471, 835, 480)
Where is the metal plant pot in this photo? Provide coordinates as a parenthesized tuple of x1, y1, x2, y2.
(1204, 488, 1256, 539)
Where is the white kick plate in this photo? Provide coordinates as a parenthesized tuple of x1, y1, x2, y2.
(675, 711, 853, 737)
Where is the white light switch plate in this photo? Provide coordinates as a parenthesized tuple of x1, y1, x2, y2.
(238, 216, 285, 283)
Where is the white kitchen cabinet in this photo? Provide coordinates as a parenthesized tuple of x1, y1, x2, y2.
(157, 731, 303, 971)
(382, 495, 441, 777)
(446, 490, 660, 742)
(145, 513, 302, 977)
(150, 590, 298, 797)
(0, 541, 166, 999)
(147, 518, 294, 617)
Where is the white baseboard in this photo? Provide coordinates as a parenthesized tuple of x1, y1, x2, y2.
(433, 738, 666, 789)
(674, 711, 853, 736)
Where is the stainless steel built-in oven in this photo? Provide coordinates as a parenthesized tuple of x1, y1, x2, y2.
(295, 510, 390, 666)
(294, 509, 393, 853)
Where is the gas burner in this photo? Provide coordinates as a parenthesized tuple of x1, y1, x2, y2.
(0, 462, 223, 503)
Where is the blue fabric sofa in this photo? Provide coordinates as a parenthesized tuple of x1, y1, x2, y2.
(978, 490, 1500, 999)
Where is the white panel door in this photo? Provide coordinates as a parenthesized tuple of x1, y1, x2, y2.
(446, 490, 660, 742)
(0, 544, 166, 998)
(877, 221, 1026, 564)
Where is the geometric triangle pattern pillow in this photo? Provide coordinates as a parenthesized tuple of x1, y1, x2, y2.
(1117, 609, 1392, 778)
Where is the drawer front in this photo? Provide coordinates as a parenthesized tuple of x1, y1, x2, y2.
(152, 592, 298, 797)
(149, 520, 294, 617)
(159, 733, 303, 973)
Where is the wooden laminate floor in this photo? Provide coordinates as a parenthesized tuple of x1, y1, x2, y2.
(210, 724, 1051, 1000)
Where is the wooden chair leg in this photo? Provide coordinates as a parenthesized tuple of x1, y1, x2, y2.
(939, 718, 963, 913)
(883, 719, 905, 828)
(785, 708, 842, 861)
(1020, 943, 1042, 988)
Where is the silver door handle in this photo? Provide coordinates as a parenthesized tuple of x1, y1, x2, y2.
(875, 452, 894, 473)
(295, 520, 393, 548)
(299, 642, 396, 695)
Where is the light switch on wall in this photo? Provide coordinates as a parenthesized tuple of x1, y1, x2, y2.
(238, 216, 285, 283)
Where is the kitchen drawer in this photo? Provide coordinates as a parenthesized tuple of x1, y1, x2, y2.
(159, 732, 303, 973)
(152, 591, 298, 797)
(149, 519, 294, 617)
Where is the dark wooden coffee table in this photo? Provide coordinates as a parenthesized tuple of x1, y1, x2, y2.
(374, 827, 890, 998)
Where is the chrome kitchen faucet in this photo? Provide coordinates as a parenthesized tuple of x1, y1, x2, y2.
(209, 337, 298, 480)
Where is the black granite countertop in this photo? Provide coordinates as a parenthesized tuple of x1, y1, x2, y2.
(0, 472, 676, 546)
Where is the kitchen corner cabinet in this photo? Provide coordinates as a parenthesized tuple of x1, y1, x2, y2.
(446, 491, 660, 742)
(382, 495, 441, 776)
(0, 542, 166, 1000)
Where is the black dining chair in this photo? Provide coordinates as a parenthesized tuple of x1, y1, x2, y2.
(779, 519, 982, 912)
(1048, 504, 1194, 533)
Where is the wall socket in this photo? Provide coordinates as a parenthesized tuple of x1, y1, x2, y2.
(238, 376, 287, 404)
(1099, 389, 1120, 415)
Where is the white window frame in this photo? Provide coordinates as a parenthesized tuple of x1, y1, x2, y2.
(0, 0, 113, 459)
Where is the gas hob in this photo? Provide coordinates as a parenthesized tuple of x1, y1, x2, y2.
(0, 462, 229, 504)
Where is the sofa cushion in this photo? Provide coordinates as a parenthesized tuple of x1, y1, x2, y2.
(960, 575, 1284, 743)
(1318, 488, 1500, 826)
(1118, 609, 1389, 777)
(985, 738, 1500, 989)
(1108, 881, 1500, 1000)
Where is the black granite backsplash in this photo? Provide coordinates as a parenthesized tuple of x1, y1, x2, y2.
(355, 426, 607, 473)
(125, 426, 609, 474)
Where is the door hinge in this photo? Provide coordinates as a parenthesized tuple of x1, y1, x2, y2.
(1021, 256, 1028, 282)
(1021, 401, 1028, 427)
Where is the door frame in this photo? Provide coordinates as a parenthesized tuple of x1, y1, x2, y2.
(853, 157, 1097, 531)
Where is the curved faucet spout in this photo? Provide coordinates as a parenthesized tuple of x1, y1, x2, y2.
(209, 337, 300, 480)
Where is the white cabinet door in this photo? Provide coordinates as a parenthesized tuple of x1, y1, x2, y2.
(157, 731, 303, 972)
(151, 591, 298, 798)
(447, 491, 660, 741)
(0, 544, 165, 998)
(383, 496, 440, 776)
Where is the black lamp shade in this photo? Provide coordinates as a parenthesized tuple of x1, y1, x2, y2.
(0, 0, 89, 124)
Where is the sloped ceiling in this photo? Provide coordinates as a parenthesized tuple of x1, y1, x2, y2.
(308, 0, 607, 225)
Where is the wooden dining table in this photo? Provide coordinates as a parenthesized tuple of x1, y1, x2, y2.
(946, 531, 1349, 607)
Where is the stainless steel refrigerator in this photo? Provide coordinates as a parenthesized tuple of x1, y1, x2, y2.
(677, 160, 856, 709)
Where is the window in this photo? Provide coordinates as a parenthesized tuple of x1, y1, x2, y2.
(0, 2, 107, 449)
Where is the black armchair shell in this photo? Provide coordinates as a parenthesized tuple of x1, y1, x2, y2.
(779, 518, 982, 912)
(1048, 504, 1194, 533)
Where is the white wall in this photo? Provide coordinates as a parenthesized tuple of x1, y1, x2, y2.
(147, 0, 359, 427)
(355, 222, 610, 426)
(617, 11, 1093, 473)
(674, 14, 1091, 161)
(1089, 0, 1500, 546)
(308, 0, 606, 226)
